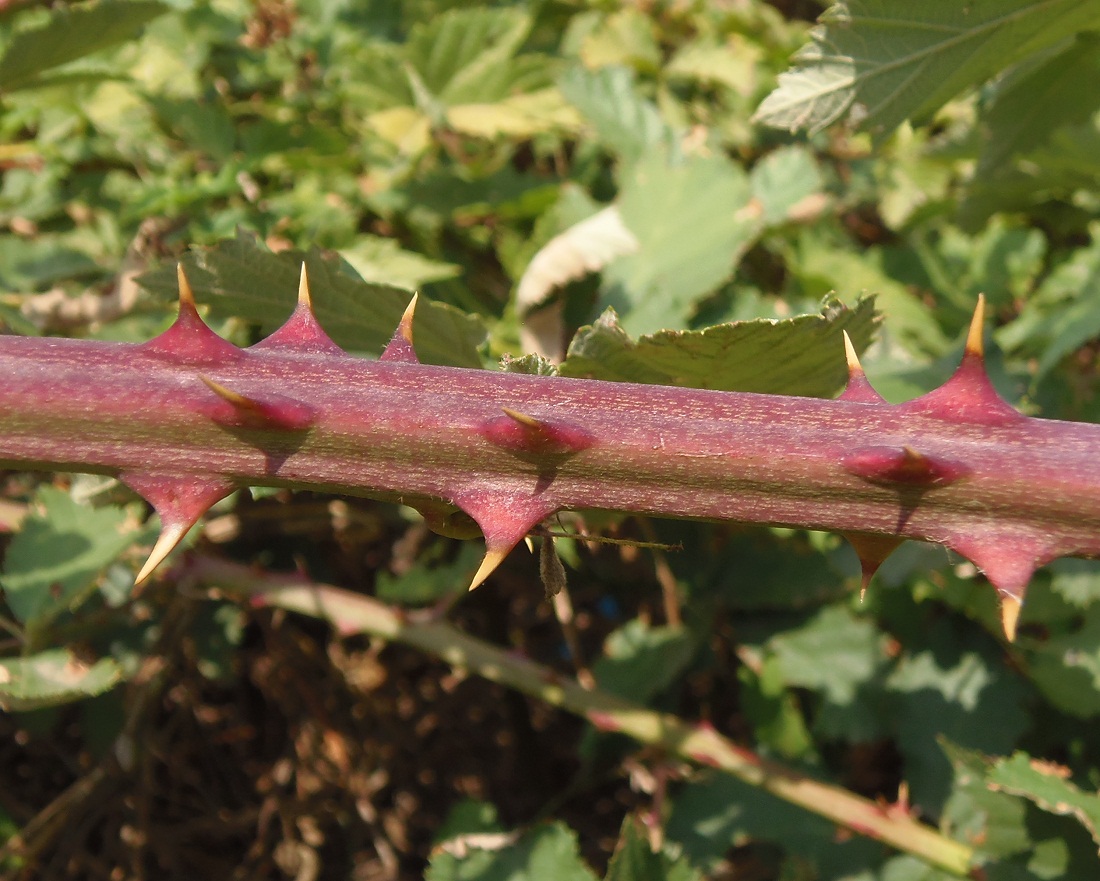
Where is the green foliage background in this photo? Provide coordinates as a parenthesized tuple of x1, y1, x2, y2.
(1, 0, 1099, 878)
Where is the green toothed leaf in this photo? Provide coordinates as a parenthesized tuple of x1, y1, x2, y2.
(754, 0, 1100, 136)
(0, 487, 138, 630)
(0, 649, 122, 711)
(136, 232, 486, 368)
(0, 0, 169, 93)
(561, 296, 877, 397)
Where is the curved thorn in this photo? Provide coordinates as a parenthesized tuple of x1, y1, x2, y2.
(135, 522, 191, 586)
(200, 375, 253, 408)
(501, 406, 542, 429)
(469, 547, 510, 591)
(380, 294, 420, 362)
(966, 294, 986, 358)
(177, 263, 196, 311)
(1000, 592, 1022, 643)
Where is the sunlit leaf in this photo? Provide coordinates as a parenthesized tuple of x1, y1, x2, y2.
(754, 0, 1100, 135)
(561, 296, 877, 397)
(0, 649, 122, 711)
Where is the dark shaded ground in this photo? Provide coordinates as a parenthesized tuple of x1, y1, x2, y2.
(0, 492, 898, 880)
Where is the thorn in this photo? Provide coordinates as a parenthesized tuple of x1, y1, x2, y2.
(838, 331, 885, 403)
(122, 473, 234, 586)
(966, 294, 986, 358)
(200, 375, 253, 408)
(843, 532, 904, 598)
(842, 446, 969, 487)
(177, 262, 197, 311)
(380, 294, 419, 363)
(482, 410, 595, 458)
(843, 330, 860, 372)
(297, 262, 312, 308)
(135, 522, 190, 585)
(198, 375, 316, 430)
(502, 406, 543, 429)
(1000, 592, 1022, 643)
(469, 547, 510, 591)
(252, 264, 345, 356)
(903, 294, 1021, 425)
(453, 490, 560, 591)
(141, 264, 243, 364)
(945, 530, 1057, 641)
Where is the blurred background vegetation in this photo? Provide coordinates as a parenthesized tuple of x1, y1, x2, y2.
(1, 0, 1100, 878)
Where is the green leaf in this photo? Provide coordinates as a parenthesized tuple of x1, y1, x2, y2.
(1047, 559, 1100, 609)
(604, 816, 701, 881)
(560, 296, 877, 398)
(602, 151, 760, 334)
(749, 145, 825, 226)
(0, 649, 122, 711)
(375, 543, 482, 607)
(769, 606, 887, 706)
(0, 487, 136, 629)
(736, 652, 816, 759)
(1024, 606, 1100, 718)
(426, 821, 597, 881)
(0, 0, 169, 92)
(754, 0, 1100, 136)
(887, 623, 1031, 813)
(136, 233, 486, 368)
(988, 752, 1100, 849)
(592, 618, 697, 703)
(435, 800, 504, 842)
(975, 33, 1100, 176)
(558, 65, 672, 167)
(942, 741, 1033, 860)
(943, 741, 1100, 878)
(666, 771, 883, 874)
(404, 7, 543, 106)
(340, 235, 461, 290)
(791, 239, 949, 358)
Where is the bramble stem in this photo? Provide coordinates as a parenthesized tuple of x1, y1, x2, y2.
(187, 556, 977, 877)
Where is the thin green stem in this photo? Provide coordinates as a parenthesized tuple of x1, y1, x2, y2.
(189, 557, 978, 878)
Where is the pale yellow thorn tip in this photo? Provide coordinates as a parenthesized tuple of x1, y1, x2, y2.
(176, 263, 196, 309)
(135, 523, 188, 586)
(199, 375, 253, 407)
(501, 406, 542, 428)
(966, 294, 986, 357)
(859, 586, 867, 603)
(297, 263, 312, 308)
(398, 293, 418, 343)
(842, 330, 862, 374)
(469, 547, 509, 591)
(1000, 593, 1022, 642)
